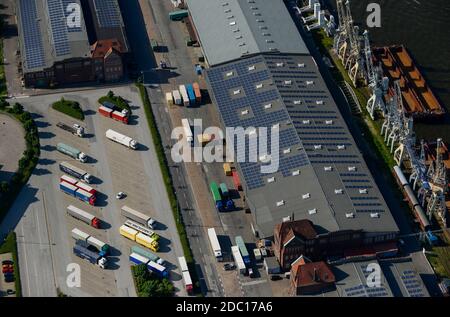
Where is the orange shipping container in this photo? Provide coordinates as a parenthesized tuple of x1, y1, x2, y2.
(192, 82, 201, 103)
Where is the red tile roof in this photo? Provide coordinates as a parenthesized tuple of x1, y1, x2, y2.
(275, 219, 317, 246)
(91, 39, 125, 59)
(292, 261, 335, 288)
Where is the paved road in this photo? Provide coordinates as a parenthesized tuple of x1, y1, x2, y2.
(125, 0, 275, 297)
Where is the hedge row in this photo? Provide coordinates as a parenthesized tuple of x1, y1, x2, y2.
(0, 100, 40, 226)
(51, 97, 85, 121)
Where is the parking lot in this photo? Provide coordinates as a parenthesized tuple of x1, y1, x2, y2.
(1, 85, 187, 296)
(0, 114, 26, 182)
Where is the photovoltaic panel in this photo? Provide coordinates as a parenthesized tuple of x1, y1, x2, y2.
(93, 0, 122, 28)
(47, 0, 71, 56)
(19, 0, 46, 69)
(401, 270, 426, 297)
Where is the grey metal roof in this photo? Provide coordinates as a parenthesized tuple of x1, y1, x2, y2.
(206, 53, 399, 238)
(186, 0, 309, 66)
(332, 260, 394, 297)
(17, 0, 91, 73)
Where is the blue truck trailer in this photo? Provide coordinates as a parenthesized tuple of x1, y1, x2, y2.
(73, 244, 108, 269)
(147, 261, 168, 278)
(235, 236, 251, 265)
(186, 84, 196, 106)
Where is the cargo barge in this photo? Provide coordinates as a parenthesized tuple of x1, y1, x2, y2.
(372, 45, 445, 121)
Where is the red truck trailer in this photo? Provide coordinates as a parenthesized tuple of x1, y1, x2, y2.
(98, 105, 129, 124)
(232, 171, 242, 191)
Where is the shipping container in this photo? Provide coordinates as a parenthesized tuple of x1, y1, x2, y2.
(178, 256, 189, 272)
(169, 9, 188, 21)
(61, 174, 78, 186)
(232, 245, 246, 274)
(101, 101, 116, 110)
(235, 236, 250, 265)
(74, 188, 96, 206)
(223, 163, 232, 176)
(147, 261, 168, 278)
(179, 85, 190, 107)
(232, 171, 242, 191)
(192, 82, 201, 103)
(111, 111, 128, 124)
(124, 219, 159, 241)
(180, 118, 193, 144)
(207, 228, 222, 261)
(119, 225, 138, 241)
(73, 244, 107, 269)
(106, 129, 137, 149)
(131, 246, 159, 263)
(87, 236, 110, 254)
(136, 232, 159, 252)
(210, 182, 222, 202)
(186, 84, 196, 105)
(67, 205, 100, 228)
(71, 228, 90, 242)
(219, 183, 229, 198)
(165, 92, 174, 106)
(121, 206, 156, 229)
(129, 252, 150, 266)
(98, 105, 113, 117)
(75, 181, 96, 195)
(59, 161, 92, 183)
(60, 181, 77, 196)
(57, 143, 87, 162)
(172, 90, 182, 105)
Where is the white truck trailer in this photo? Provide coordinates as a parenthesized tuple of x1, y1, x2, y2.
(105, 129, 138, 150)
(207, 228, 223, 261)
(232, 245, 246, 275)
(181, 118, 193, 144)
(121, 205, 156, 229)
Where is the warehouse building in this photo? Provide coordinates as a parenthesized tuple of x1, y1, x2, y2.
(190, 0, 400, 260)
(17, 0, 129, 87)
(186, 0, 309, 66)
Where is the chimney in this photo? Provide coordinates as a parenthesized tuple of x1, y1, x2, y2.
(313, 267, 319, 282)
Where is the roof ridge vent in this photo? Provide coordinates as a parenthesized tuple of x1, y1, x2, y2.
(345, 212, 355, 218)
(370, 212, 380, 218)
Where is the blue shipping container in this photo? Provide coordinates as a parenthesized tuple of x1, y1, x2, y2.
(147, 261, 168, 278)
(186, 84, 196, 105)
(129, 253, 150, 265)
(60, 182, 76, 195)
(75, 190, 90, 202)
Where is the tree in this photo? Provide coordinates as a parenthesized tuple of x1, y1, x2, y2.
(20, 111, 32, 122)
(23, 119, 34, 132)
(18, 157, 28, 170)
(107, 90, 114, 99)
(0, 181, 9, 194)
(12, 103, 24, 114)
(0, 99, 8, 110)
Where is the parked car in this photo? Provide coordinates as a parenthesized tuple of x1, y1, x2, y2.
(248, 268, 255, 278)
(4, 273, 14, 283)
(223, 263, 235, 271)
(270, 275, 282, 281)
(116, 192, 126, 199)
(2, 260, 13, 266)
(6, 289, 15, 295)
(2, 265, 13, 274)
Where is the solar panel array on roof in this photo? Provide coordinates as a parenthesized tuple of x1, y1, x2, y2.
(206, 52, 400, 236)
(93, 0, 122, 28)
(47, 0, 71, 56)
(19, 0, 46, 69)
(401, 270, 426, 297)
(207, 55, 310, 190)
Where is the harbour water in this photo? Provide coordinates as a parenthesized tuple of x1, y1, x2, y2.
(327, 0, 450, 143)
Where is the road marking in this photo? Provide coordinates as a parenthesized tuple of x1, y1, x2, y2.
(240, 279, 268, 287)
(19, 221, 32, 297)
